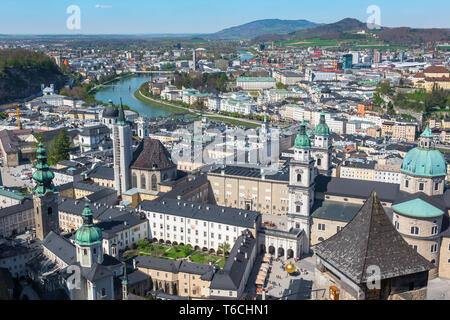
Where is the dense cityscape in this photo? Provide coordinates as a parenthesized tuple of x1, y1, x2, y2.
(0, 3, 449, 305)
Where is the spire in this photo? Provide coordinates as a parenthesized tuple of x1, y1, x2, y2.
(117, 97, 126, 125)
(315, 110, 330, 136)
(75, 202, 102, 246)
(420, 125, 433, 138)
(81, 202, 94, 226)
(32, 142, 58, 197)
(294, 121, 311, 149)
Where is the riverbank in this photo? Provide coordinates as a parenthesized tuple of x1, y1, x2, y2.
(135, 84, 260, 127)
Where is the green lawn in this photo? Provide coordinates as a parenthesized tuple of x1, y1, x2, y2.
(189, 253, 226, 268)
(163, 245, 194, 259)
(132, 240, 227, 268)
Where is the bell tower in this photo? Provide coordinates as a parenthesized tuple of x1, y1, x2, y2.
(113, 98, 132, 196)
(32, 143, 59, 241)
(312, 111, 332, 176)
(288, 122, 315, 254)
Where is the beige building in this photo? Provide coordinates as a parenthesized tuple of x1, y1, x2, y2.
(413, 66, 450, 92)
(207, 167, 290, 215)
(135, 256, 214, 299)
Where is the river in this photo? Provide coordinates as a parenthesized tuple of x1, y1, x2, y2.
(94, 74, 172, 118)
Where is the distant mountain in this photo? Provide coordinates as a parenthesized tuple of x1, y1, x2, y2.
(254, 18, 450, 45)
(254, 18, 371, 42)
(207, 19, 321, 40)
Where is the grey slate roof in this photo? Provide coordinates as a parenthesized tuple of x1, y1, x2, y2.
(209, 165, 289, 182)
(80, 263, 114, 282)
(315, 175, 400, 203)
(134, 256, 214, 280)
(58, 197, 136, 222)
(311, 200, 362, 223)
(210, 230, 256, 291)
(88, 166, 114, 181)
(95, 213, 146, 239)
(0, 198, 33, 218)
(140, 198, 260, 229)
(313, 192, 434, 284)
(42, 231, 77, 266)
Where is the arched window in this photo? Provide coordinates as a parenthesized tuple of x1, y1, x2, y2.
(297, 174, 301, 182)
(317, 158, 322, 166)
(151, 174, 157, 190)
(141, 174, 146, 189)
(132, 172, 137, 188)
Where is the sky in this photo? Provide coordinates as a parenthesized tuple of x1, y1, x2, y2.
(0, 0, 449, 34)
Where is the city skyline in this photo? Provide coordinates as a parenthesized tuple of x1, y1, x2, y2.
(0, 0, 449, 35)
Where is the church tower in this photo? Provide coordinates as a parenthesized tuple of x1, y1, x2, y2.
(32, 143, 59, 241)
(288, 122, 315, 254)
(113, 98, 132, 196)
(312, 111, 332, 176)
(136, 116, 149, 140)
(75, 203, 104, 268)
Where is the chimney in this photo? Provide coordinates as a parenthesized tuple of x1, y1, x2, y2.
(177, 195, 181, 200)
(245, 252, 248, 259)
(133, 259, 136, 270)
(221, 170, 225, 176)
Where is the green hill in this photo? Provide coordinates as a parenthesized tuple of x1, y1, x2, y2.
(0, 49, 67, 104)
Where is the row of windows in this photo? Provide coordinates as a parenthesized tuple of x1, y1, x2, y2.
(317, 224, 343, 232)
(132, 173, 158, 190)
(405, 180, 440, 191)
(395, 223, 439, 236)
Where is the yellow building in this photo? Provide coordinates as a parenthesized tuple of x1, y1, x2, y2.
(135, 256, 214, 299)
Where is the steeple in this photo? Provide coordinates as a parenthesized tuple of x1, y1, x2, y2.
(294, 121, 311, 149)
(75, 203, 102, 246)
(117, 97, 126, 125)
(32, 142, 58, 197)
(418, 125, 435, 150)
(315, 111, 330, 136)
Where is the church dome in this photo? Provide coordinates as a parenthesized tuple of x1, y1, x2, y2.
(75, 203, 102, 246)
(294, 122, 311, 149)
(314, 111, 330, 136)
(400, 126, 446, 178)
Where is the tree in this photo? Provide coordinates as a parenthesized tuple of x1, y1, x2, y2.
(47, 129, 72, 165)
(276, 82, 286, 89)
(218, 243, 230, 259)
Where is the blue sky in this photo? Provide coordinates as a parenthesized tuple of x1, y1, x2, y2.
(0, 0, 449, 34)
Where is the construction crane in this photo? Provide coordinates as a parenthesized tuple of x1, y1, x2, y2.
(16, 105, 21, 129)
(132, 136, 142, 142)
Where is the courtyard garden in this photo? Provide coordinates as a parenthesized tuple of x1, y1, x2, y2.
(123, 239, 227, 269)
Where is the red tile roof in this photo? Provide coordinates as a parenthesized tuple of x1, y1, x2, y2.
(424, 66, 449, 74)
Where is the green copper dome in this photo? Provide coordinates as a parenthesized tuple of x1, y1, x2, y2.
(294, 122, 311, 149)
(400, 126, 446, 178)
(392, 198, 444, 218)
(32, 143, 58, 197)
(314, 111, 330, 136)
(75, 203, 103, 246)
